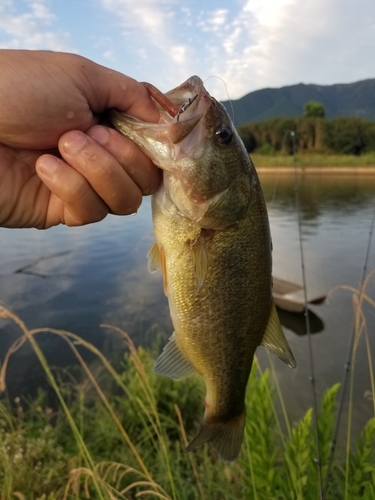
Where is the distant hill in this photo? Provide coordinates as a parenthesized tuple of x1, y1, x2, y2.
(221, 79, 375, 127)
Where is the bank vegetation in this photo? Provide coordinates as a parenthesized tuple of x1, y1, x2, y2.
(238, 117, 375, 158)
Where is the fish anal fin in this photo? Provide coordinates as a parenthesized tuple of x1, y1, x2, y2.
(153, 332, 197, 380)
(186, 410, 246, 462)
(261, 301, 297, 368)
(189, 230, 209, 291)
(147, 241, 168, 295)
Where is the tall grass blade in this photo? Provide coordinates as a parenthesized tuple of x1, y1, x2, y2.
(0, 306, 107, 500)
(174, 404, 206, 500)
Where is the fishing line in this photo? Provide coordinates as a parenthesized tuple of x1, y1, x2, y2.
(203, 76, 235, 124)
(291, 131, 323, 499)
(322, 202, 375, 499)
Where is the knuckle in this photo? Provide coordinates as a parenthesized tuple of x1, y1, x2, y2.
(115, 189, 142, 216)
(65, 205, 108, 226)
(142, 169, 161, 195)
(83, 150, 113, 178)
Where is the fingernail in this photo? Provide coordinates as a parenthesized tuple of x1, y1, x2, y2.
(37, 156, 60, 178)
(63, 131, 87, 153)
(88, 126, 110, 146)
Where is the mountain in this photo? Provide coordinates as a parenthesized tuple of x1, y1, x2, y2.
(221, 79, 375, 127)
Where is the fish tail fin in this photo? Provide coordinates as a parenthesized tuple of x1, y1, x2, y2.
(186, 410, 246, 462)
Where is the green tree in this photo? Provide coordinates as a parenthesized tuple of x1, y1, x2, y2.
(322, 117, 375, 155)
(303, 101, 326, 118)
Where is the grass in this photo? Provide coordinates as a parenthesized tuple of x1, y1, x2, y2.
(0, 271, 374, 499)
(250, 151, 375, 168)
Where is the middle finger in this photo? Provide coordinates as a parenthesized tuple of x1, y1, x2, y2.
(88, 125, 161, 196)
(59, 130, 143, 215)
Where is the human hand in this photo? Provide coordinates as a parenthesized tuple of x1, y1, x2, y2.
(0, 50, 161, 229)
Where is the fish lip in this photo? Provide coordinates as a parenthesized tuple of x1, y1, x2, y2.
(165, 76, 207, 116)
(165, 75, 211, 123)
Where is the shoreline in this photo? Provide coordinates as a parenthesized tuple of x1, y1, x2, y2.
(255, 165, 375, 174)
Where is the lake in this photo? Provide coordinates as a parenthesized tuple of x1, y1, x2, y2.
(0, 171, 374, 440)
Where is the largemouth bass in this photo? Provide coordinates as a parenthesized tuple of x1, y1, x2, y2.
(110, 76, 296, 461)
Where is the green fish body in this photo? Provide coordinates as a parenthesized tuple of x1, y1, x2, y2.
(110, 76, 295, 461)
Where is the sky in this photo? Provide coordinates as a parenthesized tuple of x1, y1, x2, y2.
(0, 0, 374, 101)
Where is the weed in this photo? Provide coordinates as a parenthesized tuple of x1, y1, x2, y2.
(0, 303, 374, 499)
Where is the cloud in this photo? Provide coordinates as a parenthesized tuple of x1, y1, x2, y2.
(190, 0, 375, 99)
(246, 0, 375, 89)
(99, 0, 195, 89)
(99, 0, 253, 98)
(0, 0, 72, 51)
(97, 1, 280, 99)
(198, 8, 228, 32)
(3, 0, 373, 102)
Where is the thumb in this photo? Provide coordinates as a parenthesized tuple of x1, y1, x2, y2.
(74, 57, 161, 123)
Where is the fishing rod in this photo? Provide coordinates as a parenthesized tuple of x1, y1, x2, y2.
(290, 130, 323, 500)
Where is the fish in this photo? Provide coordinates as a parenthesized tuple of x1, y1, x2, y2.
(109, 76, 296, 462)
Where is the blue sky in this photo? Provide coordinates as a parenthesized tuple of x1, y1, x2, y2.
(1, 0, 374, 100)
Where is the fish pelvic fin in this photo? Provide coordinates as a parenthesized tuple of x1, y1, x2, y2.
(153, 332, 197, 380)
(261, 301, 297, 368)
(186, 410, 246, 462)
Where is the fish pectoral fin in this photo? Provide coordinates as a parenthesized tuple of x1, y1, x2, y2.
(189, 231, 208, 291)
(147, 241, 168, 295)
(147, 241, 161, 273)
(186, 410, 246, 462)
(153, 332, 197, 380)
(261, 301, 297, 368)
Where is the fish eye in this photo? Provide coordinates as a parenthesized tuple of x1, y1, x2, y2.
(215, 124, 233, 145)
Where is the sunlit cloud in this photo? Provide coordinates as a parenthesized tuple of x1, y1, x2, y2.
(200, 0, 375, 99)
(244, 0, 375, 90)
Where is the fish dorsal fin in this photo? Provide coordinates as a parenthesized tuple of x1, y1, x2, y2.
(153, 332, 197, 380)
(190, 231, 208, 291)
(261, 301, 297, 368)
(147, 241, 168, 295)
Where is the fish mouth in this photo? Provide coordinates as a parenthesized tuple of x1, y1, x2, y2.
(161, 76, 211, 144)
(162, 76, 208, 120)
(109, 76, 211, 147)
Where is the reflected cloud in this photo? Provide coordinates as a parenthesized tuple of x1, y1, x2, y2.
(104, 259, 172, 346)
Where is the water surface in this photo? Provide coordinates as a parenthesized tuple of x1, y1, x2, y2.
(0, 172, 374, 438)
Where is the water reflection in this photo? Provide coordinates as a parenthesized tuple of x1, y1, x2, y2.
(259, 172, 375, 436)
(277, 307, 324, 336)
(261, 173, 375, 221)
(0, 173, 374, 435)
(10, 251, 74, 279)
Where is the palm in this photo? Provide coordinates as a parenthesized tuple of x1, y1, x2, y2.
(0, 143, 63, 228)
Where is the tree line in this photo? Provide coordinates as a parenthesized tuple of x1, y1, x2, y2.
(237, 102, 375, 155)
